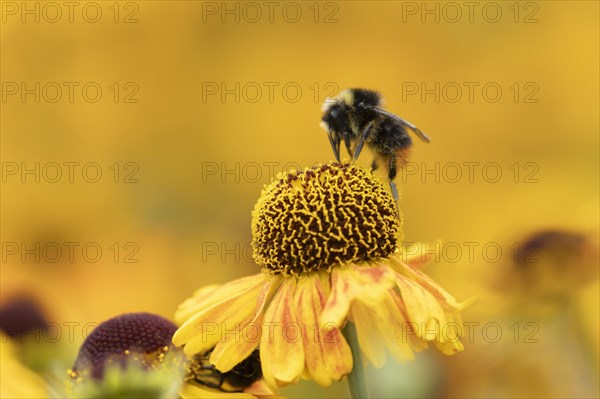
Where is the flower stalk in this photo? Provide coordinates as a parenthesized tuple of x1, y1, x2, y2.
(343, 322, 369, 399)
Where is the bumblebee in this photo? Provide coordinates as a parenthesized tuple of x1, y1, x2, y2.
(186, 349, 262, 393)
(320, 88, 430, 201)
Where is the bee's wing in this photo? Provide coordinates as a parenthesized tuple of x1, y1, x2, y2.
(372, 106, 431, 143)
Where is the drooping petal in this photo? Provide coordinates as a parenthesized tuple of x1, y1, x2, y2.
(295, 272, 352, 386)
(173, 274, 270, 356)
(350, 287, 420, 367)
(175, 274, 270, 325)
(244, 380, 284, 399)
(350, 302, 387, 368)
(321, 264, 395, 327)
(393, 272, 448, 342)
(210, 275, 282, 372)
(174, 284, 220, 325)
(389, 289, 429, 353)
(398, 242, 440, 269)
(390, 255, 468, 311)
(179, 383, 255, 399)
(373, 291, 416, 362)
(260, 279, 305, 388)
(433, 312, 465, 355)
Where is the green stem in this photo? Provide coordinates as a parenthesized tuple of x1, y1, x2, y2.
(342, 322, 369, 399)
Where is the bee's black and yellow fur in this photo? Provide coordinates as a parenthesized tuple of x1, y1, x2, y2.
(321, 88, 430, 201)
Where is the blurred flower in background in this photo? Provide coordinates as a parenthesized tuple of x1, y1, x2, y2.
(0, 296, 49, 340)
(498, 230, 598, 302)
(70, 313, 185, 399)
(0, 295, 61, 398)
(432, 229, 599, 398)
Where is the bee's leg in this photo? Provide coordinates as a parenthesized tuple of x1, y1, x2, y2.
(387, 155, 401, 213)
(371, 158, 379, 173)
(389, 181, 400, 204)
(327, 129, 341, 162)
(353, 121, 374, 161)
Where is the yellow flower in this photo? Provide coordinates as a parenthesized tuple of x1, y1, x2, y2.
(173, 162, 469, 389)
(0, 336, 49, 398)
(507, 229, 599, 299)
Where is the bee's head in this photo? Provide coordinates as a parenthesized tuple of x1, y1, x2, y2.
(320, 101, 349, 134)
(321, 96, 340, 113)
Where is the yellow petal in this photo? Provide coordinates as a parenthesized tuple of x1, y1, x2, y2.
(389, 290, 429, 353)
(211, 275, 281, 372)
(175, 284, 220, 325)
(244, 380, 276, 397)
(260, 279, 304, 387)
(321, 264, 395, 327)
(434, 312, 465, 355)
(179, 383, 255, 399)
(350, 280, 424, 366)
(295, 273, 352, 386)
(390, 255, 465, 311)
(173, 274, 269, 355)
(394, 273, 448, 342)
(0, 339, 48, 399)
(399, 241, 440, 269)
(435, 337, 464, 355)
(350, 303, 387, 368)
(373, 291, 416, 362)
(175, 274, 267, 325)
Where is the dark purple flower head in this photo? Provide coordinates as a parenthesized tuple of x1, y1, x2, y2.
(0, 296, 49, 339)
(71, 313, 177, 379)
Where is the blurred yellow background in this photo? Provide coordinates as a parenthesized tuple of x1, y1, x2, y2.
(1, 1, 598, 397)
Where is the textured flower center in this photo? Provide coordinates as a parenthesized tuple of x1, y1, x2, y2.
(70, 313, 178, 379)
(251, 162, 401, 275)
